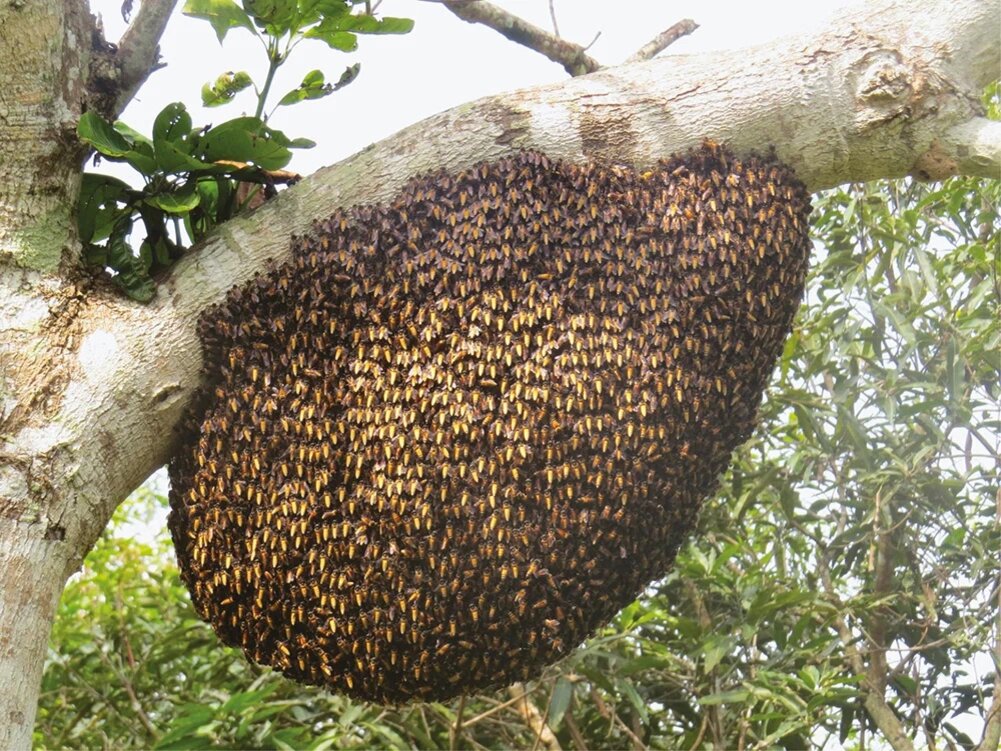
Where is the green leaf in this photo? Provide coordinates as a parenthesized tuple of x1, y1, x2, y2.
(303, 28, 357, 51)
(156, 140, 215, 174)
(245, 0, 297, 34)
(619, 680, 648, 724)
(78, 112, 132, 157)
(113, 121, 154, 150)
(547, 678, 573, 729)
(201, 71, 254, 107)
(315, 12, 413, 35)
(100, 121, 158, 172)
(699, 689, 750, 706)
(195, 117, 292, 170)
(278, 69, 329, 106)
(78, 173, 134, 243)
(104, 222, 156, 303)
(154, 704, 217, 748)
(144, 184, 201, 214)
(153, 103, 193, 145)
(183, 0, 256, 41)
(278, 66, 359, 106)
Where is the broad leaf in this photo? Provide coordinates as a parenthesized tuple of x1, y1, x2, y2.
(195, 118, 292, 170)
(244, 0, 297, 34)
(78, 173, 134, 244)
(144, 184, 201, 214)
(77, 112, 132, 157)
(313, 12, 413, 35)
(303, 27, 357, 51)
(183, 0, 256, 41)
(153, 103, 193, 145)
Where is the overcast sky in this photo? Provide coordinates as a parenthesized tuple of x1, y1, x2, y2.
(88, 0, 859, 175)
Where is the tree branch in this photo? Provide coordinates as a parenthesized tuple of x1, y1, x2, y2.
(973, 487, 1001, 751)
(625, 19, 699, 64)
(436, 0, 600, 76)
(817, 548, 916, 751)
(509, 683, 562, 751)
(114, 0, 179, 117)
(941, 118, 1001, 180)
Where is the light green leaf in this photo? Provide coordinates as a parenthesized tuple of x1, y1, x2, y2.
(201, 71, 254, 107)
(548, 678, 573, 728)
(183, 0, 256, 41)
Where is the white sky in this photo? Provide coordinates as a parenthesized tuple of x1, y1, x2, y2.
(89, 0, 859, 175)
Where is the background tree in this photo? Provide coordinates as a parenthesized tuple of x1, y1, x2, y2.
(1, 0, 998, 748)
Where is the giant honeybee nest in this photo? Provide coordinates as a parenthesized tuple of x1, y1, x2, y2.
(169, 142, 812, 703)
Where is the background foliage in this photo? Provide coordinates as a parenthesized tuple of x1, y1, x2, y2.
(35, 160, 999, 748)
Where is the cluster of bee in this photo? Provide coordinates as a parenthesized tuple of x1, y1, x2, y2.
(169, 141, 812, 703)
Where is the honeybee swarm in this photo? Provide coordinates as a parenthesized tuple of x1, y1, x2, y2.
(169, 142, 811, 703)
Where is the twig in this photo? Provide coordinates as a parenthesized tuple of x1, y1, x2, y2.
(462, 690, 532, 728)
(434, 0, 600, 77)
(211, 161, 302, 185)
(973, 487, 1001, 751)
(688, 715, 708, 751)
(548, 0, 560, 38)
(626, 19, 699, 64)
(114, 0, 179, 116)
(588, 686, 646, 751)
(563, 698, 588, 751)
(450, 694, 466, 751)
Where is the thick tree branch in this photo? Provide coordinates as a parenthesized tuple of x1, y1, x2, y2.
(113, 0, 179, 117)
(941, 118, 1001, 180)
(437, 0, 600, 76)
(625, 19, 699, 64)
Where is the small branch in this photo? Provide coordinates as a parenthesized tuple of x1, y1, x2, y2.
(509, 683, 562, 751)
(625, 19, 699, 64)
(817, 548, 916, 751)
(973, 487, 1001, 751)
(114, 0, 179, 117)
(548, 0, 560, 38)
(211, 161, 302, 185)
(868, 491, 896, 695)
(450, 694, 466, 751)
(563, 699, 588, 751)
(437, 0, 600, 76)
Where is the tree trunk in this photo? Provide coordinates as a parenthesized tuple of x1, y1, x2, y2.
(0, 522, 77, 749)
(0, 0, 998, 746)
(0, 0, 93, 744)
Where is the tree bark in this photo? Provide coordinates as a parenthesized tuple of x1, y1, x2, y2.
(0, 0, 998, 746)
(0, 522, 77, 750)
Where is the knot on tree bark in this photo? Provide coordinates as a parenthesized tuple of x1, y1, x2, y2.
(855, 51, 916, 128)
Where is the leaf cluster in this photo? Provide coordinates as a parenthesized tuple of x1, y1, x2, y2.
(76, 0, 412, 301)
